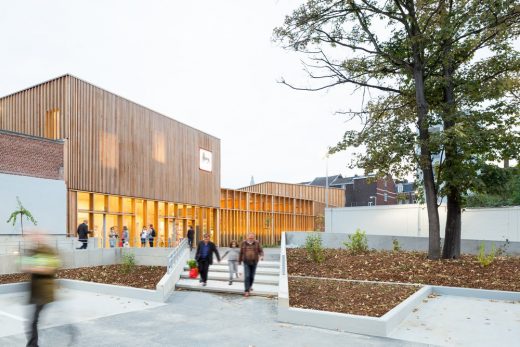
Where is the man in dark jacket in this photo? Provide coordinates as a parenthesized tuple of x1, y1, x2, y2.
(187, 226, 195, 251)
(239, 232, 264, 297)
(76, 220, 91, 249)
(148, 224, 156, 247)
(195, 233, 220, 286)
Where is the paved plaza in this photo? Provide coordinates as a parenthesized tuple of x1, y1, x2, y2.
(0, 288, 426, 347)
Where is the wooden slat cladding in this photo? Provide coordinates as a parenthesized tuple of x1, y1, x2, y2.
(0, 75, 220, 207)
(239, 182, 345, 207)
(219, 188, 315, 246)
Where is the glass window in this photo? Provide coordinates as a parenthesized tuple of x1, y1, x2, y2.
(77, 192, 90, 211)
(93, 194, 105, 211)
(45, 109, 60, 139)
(122, 197, 133, 214)
(146, 201, 155, 226)
(168, 203, 175, 217)
(108, 196, 120, 213)
(384, 193, 388, 202)
(158, 202, 165, 217)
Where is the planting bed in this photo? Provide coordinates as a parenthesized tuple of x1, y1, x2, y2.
(287, 248, 520, 316)
(0, 265, 166, 290)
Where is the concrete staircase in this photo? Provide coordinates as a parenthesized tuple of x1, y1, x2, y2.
(176, 252, 280, 297)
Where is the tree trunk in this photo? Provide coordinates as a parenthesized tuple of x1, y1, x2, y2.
(443, 187, 462, 258)
(413, 62, 441, 259)
(20, 216, 24, 236)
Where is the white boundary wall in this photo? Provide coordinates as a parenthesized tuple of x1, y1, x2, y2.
(0, 173, 66, 235)
(325, 205, 520, 242)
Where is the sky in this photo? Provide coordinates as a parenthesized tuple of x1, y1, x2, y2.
(0, 0, 368, 188)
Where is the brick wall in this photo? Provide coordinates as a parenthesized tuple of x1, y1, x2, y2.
(0, 130, 64, 180)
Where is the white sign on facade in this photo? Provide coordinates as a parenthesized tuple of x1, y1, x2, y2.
(199, 149, 212, 172)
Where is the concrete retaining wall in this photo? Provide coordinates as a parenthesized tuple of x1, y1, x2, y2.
(325, 205, 520, 242)
(1, 247, 172, 275)
(285, 232, 520, 255)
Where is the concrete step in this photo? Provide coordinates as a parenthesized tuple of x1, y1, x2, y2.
(183, 264, 279, 275)
(180, 271, 279, 285)
(218, 260, 280, 268)
(176, 278, 278, 297)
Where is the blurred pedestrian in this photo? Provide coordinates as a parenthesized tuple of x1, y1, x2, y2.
(140, 226, 148, 247)
(195, 233, 220, 286)
(109, 227, 118, 248)
(239, 232, 264, 297)
(148, 224, 156, 247)
(22, 235, 60, 347)
(76, 220, 91, 249)
(121, 226, 129, 247)
(187, 225, 195, 251)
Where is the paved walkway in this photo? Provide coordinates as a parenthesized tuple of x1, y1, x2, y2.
(0, 289, 426, 347)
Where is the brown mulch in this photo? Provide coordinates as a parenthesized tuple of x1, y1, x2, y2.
(0, 265, 166, 290)
(289, 277, 420, 317)
(288, 249, 520, 291)
(287, 249, 520, 317)
(0, 272, 30, 284)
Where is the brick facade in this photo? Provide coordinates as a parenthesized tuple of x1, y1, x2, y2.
(0, 130, 64, 180)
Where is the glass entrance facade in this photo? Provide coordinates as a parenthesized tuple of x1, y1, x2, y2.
(76, 191, 217, 248)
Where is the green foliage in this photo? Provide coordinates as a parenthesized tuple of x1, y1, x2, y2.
(465, 166, 520, 207)
(274, 0, 520, 259)
(344, 229, 368, 253)
(314, 214, 325, 232)
(392, 239, 401, 252)
(186, 259, 197, 269)
(121, 252, 136, 274)
(304, 234, 325, 263)
(6, 196, 38, 235)
(477, 242, 496, 267)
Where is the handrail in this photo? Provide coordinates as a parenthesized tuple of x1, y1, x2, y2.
(167, 238, 189, 274)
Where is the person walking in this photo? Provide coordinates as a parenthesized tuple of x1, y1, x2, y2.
(76, 220, 91, 249)
(140, 226, 148, 247)
(187, 225, 195, 251)
(22, 235, 60, 347)
(195, 233, 220, 286)
(221, 240, 240, 285)
(109, 227, 118, 248)
(121, 226, 129, 247)
(148, 224, 156, 247)
(238, 232, 264, 297)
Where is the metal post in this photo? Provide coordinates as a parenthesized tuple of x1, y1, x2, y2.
(325, 154, 329, 209)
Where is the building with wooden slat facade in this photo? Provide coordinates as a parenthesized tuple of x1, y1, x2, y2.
(0, 75, 331, 246)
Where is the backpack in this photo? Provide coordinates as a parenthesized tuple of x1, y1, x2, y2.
(151, 228, 156, 237)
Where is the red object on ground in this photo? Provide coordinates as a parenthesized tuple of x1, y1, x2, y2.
(189, 268, 199, 278)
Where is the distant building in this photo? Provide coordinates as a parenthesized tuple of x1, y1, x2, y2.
(305, 174, 397, 207)
(395, 180, 417, 204)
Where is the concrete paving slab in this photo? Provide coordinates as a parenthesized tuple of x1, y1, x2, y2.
(0, 288, 164, 339)
(0, 290, 428, 347)
(390, 294, 520, 346)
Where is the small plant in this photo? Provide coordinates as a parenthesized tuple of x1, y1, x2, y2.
(392, 239, 401, 252)
(304, 234, 325, 263)
(121, 252, 136, 274)
(344, 229, 368, 253)
(496, 239, 510, 256)
(477, 242, 496, 267)
(6, 196, 38, 236)
(187, 259, 197, 269)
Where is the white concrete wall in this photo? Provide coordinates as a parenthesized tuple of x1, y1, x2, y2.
(325, 205, 520, 242)
(0, 173, 66, 235)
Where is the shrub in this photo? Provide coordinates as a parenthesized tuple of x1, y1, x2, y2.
(187, 259, 197, 269)
(477, 242, 496, 267)
(121, 252, 136, 274)
(392, 239, 401, 252)
(304, 234, 325, 263)
(344, 229, 369, 253)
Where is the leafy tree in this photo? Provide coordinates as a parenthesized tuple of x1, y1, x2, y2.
(274, 0, 520, 259)
(6, 196, 38, 236)
(466, 165, 520, 207)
